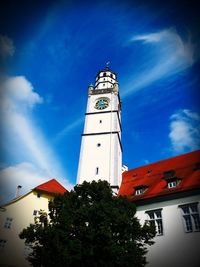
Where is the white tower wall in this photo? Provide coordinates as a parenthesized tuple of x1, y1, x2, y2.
(77, 68, 122, 188)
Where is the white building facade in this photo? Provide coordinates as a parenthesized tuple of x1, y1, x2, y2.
(119, 150, 200, 267)
(136, 194, 200, 267)
(77, 67, 122, 189)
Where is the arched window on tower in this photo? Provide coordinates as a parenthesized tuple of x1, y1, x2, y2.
(103, 72, 106, 77)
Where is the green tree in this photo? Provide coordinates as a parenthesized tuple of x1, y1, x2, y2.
(20, 180, 155, 267)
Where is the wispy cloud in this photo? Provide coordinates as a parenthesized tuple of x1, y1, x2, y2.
(0, 35, 15, 59)
(143, 159, 150, 165)
(122, 28, 197, 97)
(0, 75, 72, 203)
(54, 117, 84, 143)
(169, 109, 200, 153)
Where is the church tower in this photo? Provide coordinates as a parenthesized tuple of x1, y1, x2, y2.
(77, 66, 122, 190)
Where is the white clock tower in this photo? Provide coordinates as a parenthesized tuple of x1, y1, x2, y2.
(77, 66, 122, 190)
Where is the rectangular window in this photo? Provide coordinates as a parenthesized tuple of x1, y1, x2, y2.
(33, 210, 38, 216)
(4, 217, 13, 229)
(96, 167, 99, 175)
(167, 180, 177, 188)
(135, 188, 144, 195)
(146, 209, 163, 235)
(134, 186, 148, 196)
(0, 239, 7, 250)
(179, 203, 200, 232)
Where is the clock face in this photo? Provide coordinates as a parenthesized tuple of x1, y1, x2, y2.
(95, 98, 109, 110)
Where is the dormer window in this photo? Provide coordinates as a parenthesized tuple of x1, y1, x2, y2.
(135, 188, 144, 195)
(163, 170, 180, 189)
(134, 185, 148, 196)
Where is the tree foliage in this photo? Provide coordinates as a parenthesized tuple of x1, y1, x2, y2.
(20, 180, 155, 267)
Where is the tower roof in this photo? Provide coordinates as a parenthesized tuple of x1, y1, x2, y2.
(96, 68, 116, 76)
(34, 179, 67, 194)
(118, 150, 200, 202)
(96, 64, 117, 77)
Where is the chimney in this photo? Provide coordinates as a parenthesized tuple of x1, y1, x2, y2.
(15, 185, 22, 198)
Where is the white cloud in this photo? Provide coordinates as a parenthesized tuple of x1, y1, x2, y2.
(122, 28, 196, 97)
(169, 109, 200, 153)
(0, 76, 72, 203)
(0, 35, 15, 58)
(0, 162, 73, 205)
(2, 76, 43, 111)
(0, 162, 47, 204)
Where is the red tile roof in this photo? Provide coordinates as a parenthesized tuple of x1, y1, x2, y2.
(34, 179, 67, 195)
(118, 150, 200, 202)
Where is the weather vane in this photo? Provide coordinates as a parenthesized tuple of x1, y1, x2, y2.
(106, 61, 110, 69)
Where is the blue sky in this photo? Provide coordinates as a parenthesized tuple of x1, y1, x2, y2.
(0, 0, 200, 203)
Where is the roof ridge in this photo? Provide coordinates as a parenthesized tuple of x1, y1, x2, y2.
(129, 150, 200, 171)
(34, 178, 67, 194)
(119, 150, 200, 201)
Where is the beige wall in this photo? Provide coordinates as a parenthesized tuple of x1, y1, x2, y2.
(0, 191, 52, 267)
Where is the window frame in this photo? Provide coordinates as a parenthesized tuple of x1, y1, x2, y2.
(179, 202, 200, 233)
(134, 185, 148, 196)
(145, 208, 163, 236)
(135, 188, 144, 195)
(33, 210, 38, 216)
(4, 217, 13, 229)
(167, 180, 178, 188)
